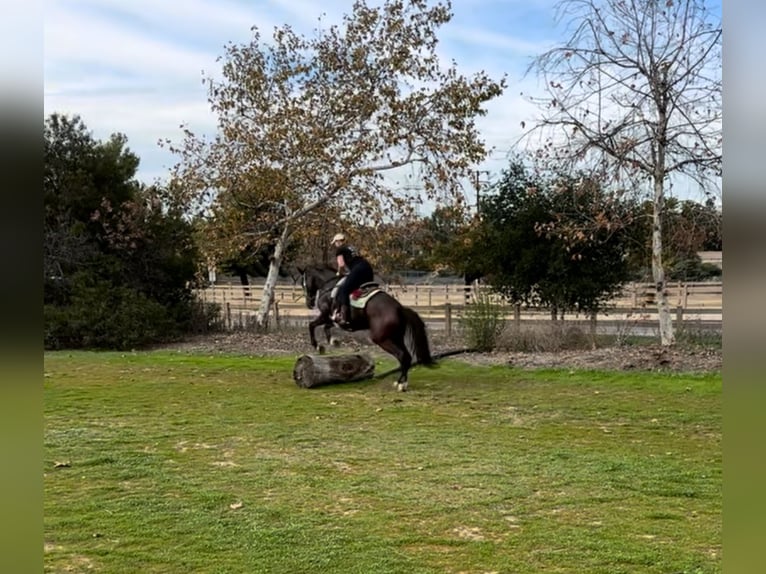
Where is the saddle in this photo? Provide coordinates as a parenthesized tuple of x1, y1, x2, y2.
(350, 282, 382, 308)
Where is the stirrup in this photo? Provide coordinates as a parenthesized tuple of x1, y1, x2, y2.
(335, 308, 351, 327)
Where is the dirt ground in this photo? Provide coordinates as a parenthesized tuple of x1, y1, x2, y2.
(158, 327, 722, 374)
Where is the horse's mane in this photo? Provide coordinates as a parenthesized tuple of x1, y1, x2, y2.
(290, 262, 336, 281)
(299, 262, 337, 277)
(304, 263, 338, 289)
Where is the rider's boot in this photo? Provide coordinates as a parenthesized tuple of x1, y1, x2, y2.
(337, 304, 351, 328)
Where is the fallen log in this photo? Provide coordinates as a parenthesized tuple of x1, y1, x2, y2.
(293, 353, 376, 389)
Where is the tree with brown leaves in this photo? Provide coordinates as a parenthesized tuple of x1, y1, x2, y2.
(165, 0, 505, 327)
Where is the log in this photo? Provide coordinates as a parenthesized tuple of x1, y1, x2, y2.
(292, 353, 376, 389)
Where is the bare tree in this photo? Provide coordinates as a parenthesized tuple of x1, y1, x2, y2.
(524, 0, 721, 345)
(165, 0, 504, 327)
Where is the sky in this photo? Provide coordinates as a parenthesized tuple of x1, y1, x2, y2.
(44, 0, 720, 207)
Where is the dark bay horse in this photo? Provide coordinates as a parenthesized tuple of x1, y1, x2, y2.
(299, 264, 342, 353)
(300, 265, 434, 391)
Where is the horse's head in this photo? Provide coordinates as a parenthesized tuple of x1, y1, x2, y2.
(301, 265, 337, 309)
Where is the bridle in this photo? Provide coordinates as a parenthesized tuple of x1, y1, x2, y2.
(303, 269, 340, 305)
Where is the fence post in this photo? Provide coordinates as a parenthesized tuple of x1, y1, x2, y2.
(514, 303, 521, 331)
(675, 305, 683, 326)
(273, 300, 280, 328)
(589, 310, 597, 348)
(445, 303, 452, 336)
(225, 302, 232, 330)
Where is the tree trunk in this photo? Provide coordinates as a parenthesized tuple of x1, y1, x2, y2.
(293, 353, 376, 388)
(256, 225, 291, 329)
(651, 66, 675, 347)
(652, 174, 675, 346)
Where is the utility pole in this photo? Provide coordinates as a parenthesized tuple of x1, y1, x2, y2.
(472, 170, 490, 216)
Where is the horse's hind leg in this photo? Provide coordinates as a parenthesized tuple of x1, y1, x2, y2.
(324, 324, 339, 348)
(374, 337, 412, 392)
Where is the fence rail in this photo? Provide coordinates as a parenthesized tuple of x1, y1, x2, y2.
(195, 281, 722, 334)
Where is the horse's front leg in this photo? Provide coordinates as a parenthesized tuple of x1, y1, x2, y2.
(308, 316, 324, 353)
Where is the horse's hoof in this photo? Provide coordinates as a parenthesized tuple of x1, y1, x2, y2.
(396, 382, 408, 392)
(317, 345, 326, 355)
(330, 337, 340, 347)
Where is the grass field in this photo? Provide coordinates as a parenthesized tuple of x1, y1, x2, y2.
(44, 351, 721, 573)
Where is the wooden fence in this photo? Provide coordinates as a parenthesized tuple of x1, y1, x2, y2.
(194, 281, 722, 334)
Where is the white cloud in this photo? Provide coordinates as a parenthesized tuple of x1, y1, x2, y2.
(267, 0, 347, 28)
(46, 89, 216, 183)
(46, 7, 218, 83)
(39, 0, 599, 192)
(46, 0, 272, 45)
(443, 24, 553, 59)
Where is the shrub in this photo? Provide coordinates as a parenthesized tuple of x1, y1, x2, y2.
(44, 277, 180, 350)
(458, 288, 506, 352)
(668, 258, 722, 281)
(182, 298, 224, 334)
(675, 322, 722, 349)
(496, 322, 591, 352)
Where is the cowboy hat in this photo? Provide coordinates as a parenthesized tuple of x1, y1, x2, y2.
(330, 233, 346, 244)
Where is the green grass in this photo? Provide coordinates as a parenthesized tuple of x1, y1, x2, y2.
(44, 351, 721, 573)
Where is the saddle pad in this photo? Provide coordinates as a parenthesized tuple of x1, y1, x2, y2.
(350, 287, 383, 308)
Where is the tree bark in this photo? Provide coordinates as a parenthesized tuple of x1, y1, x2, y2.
(652, 86, 675, 347)
(652, 180, 675, 346)
(256, 225, 291, 329)
(293, 353, 376, 388)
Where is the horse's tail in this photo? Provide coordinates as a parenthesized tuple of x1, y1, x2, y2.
(401, 307, 435, 366)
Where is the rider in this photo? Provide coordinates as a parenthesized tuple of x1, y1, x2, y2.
(331, 232, 374, 327)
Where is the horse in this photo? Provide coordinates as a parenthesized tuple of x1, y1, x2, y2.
(298, 263, 391, 352)
(299, 264, 434, 391)
(298, 264, 342, 354)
